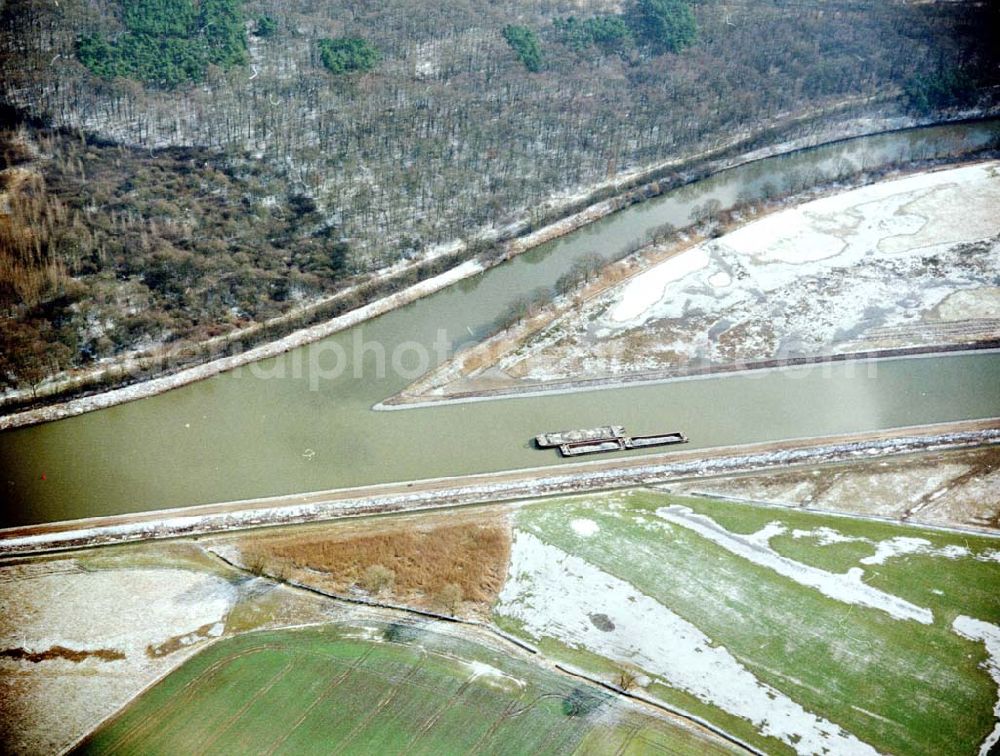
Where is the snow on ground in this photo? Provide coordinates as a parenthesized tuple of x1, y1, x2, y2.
(790, 527, 868, 546)
(464, 660, 526, 688)
(496, 531, 878, 755)
(708, 271, 732, 288)
(0, 567, 236, 659)
(605, 162, 1000, 332)
(744, 521, 787, 547)
(484, 162, 1000, 386)
(727, 163, 1000, 264)
(570, 518, 600, 537)
(664, 444, 1000, 532)
(936, 287, 1000, 321)
(0, 562, 237, 754)
(860, 537, 967, 565)
(609, 247, 710, 324)
(952, 616, 1000, 756)
(790, 528, 1000, 565)
(655, 506, 933, 624)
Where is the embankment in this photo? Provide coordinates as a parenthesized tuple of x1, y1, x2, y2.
(1, 418, 996, 557)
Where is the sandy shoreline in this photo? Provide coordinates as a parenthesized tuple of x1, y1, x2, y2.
(2, 418, 997, 557)
(377, 344, 1000, 411)
(3, 105, 992, 431)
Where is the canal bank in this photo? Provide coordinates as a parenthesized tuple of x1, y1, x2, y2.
(2, 419, 997, 556)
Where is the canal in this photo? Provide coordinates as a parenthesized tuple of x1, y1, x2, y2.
(3, 120, 999, 526)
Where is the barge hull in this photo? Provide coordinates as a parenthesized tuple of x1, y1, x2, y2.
(627, 432, 688, 449)
(559, 439, 628, 456)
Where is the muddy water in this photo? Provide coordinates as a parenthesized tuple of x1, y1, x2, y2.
(3, 121, 1000, 526)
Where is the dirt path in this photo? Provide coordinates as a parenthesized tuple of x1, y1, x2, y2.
(2, 418, 996, 557)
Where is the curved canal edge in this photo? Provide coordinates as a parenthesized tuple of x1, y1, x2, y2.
(3, 108, 996, 432)
(376, 344, 1000, 411)
(0, 258, 484, 432)
(2, 418, 996, 557)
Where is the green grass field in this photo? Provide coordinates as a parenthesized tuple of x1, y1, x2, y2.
(494, 489, 1000, 755)
(75, 622, 735, 755)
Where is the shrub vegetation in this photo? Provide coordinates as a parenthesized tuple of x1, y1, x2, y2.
(502, 25, 543, 72)
(318, 37, 379, 75)
(76, 0, 247, 88)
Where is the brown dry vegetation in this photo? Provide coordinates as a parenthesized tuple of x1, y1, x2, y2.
(236, 515, 511, 617)
(145, 622, 222, 659)
(0, 164, 69, 308)
(0, 645, 125, 663)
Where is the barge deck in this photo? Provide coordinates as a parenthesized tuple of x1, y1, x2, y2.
(535, 426, 626, 448)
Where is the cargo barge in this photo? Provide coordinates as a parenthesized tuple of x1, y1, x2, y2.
(535, 426, 687, 457)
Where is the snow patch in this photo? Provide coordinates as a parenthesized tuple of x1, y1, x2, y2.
(708, 270, 732, 288)
(952, 616, 1000, 756)
(745, 521, 786, 547)
(860, 537, 971, 566)
(792, 529, 998, 566)
(656, 506, 933, 624)
(791, 527, 867, 546)
(570, 518, 600, 537)
(608, 246, 710, 324)
(726, 210, 846, 264)
(465, 660, 525, 688)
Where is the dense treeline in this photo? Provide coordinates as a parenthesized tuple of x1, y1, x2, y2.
(628, 0, 697, 54)
(0, 114, 360, 393)
(0, 0, 998, 392)
(549, 0, 696, 61)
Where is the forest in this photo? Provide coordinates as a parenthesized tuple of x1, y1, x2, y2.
(0, 0, 998, 398)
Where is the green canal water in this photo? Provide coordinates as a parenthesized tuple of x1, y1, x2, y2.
(3, 121, 1000, 526)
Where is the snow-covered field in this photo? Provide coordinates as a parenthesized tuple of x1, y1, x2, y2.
(0, 556, 236, 754)
(495, 488, 1000, 755)
(477, 162, 1000, 387)
(497, 531, 878, 755)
